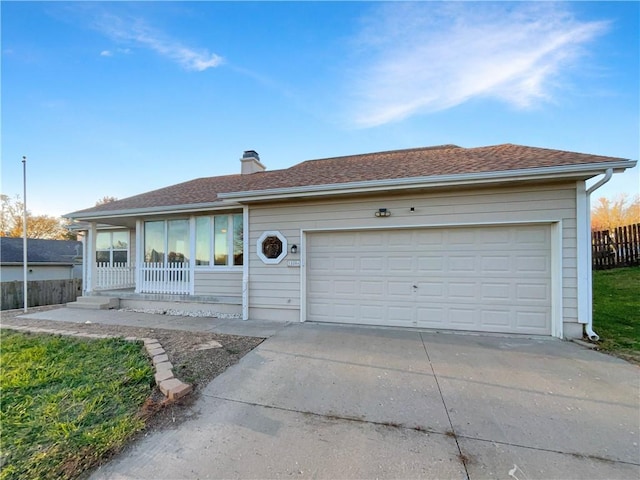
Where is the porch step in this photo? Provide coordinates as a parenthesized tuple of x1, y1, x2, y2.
(67, 296, 120, 310)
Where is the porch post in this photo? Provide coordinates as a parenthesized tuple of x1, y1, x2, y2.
(189, 216, 196, 295)
(135, 219, 143, 293)
(242, 205, 249, 320)
(80, 232, 87, 294)
(86, 222, 97, 293)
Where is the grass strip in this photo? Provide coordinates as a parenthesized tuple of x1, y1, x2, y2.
(592, 266, 640, 359)
(0, 330, 154, 480)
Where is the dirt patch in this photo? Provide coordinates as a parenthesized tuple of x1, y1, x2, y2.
(595, 348, 640, 366)
(0, 305, 264, 432)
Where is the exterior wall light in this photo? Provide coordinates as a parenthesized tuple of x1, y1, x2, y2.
(375, 208, 391, 217)
(290, 244, 298, 254)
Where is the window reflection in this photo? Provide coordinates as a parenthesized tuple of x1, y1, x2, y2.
(144, 221, 165, 263)
(195, 217, 211, 266)
(214, 216, 228, 266)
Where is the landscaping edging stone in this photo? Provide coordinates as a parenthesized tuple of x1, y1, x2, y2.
(1, 324, 192, 401)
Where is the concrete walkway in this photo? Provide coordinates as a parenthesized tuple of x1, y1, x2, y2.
(15, 308, 640, 479)
(19, 307, 287, 338)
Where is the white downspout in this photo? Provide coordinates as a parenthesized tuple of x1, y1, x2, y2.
(583, 168, 613, 341)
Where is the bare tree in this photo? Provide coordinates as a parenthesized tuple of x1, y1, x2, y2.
(0, 194, 71, 239)
(95, 196, 118, 206)
(591, 194, 640, 231)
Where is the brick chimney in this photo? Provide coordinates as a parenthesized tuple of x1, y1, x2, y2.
(241, 150, 266, 174)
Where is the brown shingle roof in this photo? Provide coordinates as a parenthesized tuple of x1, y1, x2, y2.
(68, 143, 630, 217)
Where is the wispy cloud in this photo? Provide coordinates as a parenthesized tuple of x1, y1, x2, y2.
(347, 2, 609, 127)
(93, 12, 223, 71)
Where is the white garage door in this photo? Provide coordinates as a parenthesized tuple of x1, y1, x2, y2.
(306, 225, 552, 335)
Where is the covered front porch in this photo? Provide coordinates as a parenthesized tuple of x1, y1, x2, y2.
(78, 208, 247, 318)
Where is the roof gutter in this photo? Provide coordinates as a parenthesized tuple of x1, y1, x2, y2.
(218, 161, 634, 202)
(64, 201, 240, 221)
(582, 168, 614, 342)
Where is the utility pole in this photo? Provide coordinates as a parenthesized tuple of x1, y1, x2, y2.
(22, 156, 28, 313)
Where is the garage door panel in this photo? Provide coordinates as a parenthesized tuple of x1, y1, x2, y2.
(388, 281, 413, 297)
(515, 283, 550, 302)
(447, 282, 478, 301)
(387, 256, 414, 272)
(416, 307, 445, 326)
(359, 256, 385, 272)
(516, 227, 548, 245)
(449, 307, 478, 326)
(478, 228, 511, 244)
(307, 301, 332, 320)
(333, 280, 356, 295)
(307, 225, 552, 335)
(515, 310, 550, 331)
(307, 257, 332, 273)
(333, 303, 358, 321)
(418, 256, 445, 271)
(331, 234, 357, 247)
(481, 283, 512, 300)
(416, 281, 444, 298)
(360, 305, 384, 322)
(480, 309, 512, 328)
(516, 256, 549, 273)
(388, 231, 413, 246)
(448, 256, 477, 272)
(359, 280, 384, 296)
(480, 255, 512, 272)
(332, 257, 357, 272)
(308, 279, 331, 294)
(387, 305, 414, 323)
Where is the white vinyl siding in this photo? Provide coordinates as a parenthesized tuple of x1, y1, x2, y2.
(248, 183, 578, 333)
(194, 271, 242, 297)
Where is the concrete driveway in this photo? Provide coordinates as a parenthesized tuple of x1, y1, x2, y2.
(91, 323, 639, 479)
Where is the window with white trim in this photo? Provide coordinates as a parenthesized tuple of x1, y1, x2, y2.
(144, 219, 190, 264)
(195, 214, 243, 267)
(96, 231, 129, 265)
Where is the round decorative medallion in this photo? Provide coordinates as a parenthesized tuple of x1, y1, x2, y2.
(262, 235, 283, 259)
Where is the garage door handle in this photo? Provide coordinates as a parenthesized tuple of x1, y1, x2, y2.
(412, 285, 418, 289)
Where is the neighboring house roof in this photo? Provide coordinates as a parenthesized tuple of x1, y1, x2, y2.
(0, 238, 82, 265)
(66, 143, 635, 219)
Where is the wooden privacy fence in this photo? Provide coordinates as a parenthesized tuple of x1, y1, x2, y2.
(592, 223, 640, 270)
(1, 279, 82, 311)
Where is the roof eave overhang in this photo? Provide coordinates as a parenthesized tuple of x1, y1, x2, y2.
(64, 200, 241, 222)
(218, 161, 635, 203)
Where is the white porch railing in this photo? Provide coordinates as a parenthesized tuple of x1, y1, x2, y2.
(95, 262, 136, 290)
(139, 262, 191, 295)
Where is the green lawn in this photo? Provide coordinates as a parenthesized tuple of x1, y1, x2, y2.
(592, 266, 640, 362)
(0, 331, 154, 480)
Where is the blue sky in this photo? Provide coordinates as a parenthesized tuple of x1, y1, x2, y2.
(2, 1, 638, 217)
